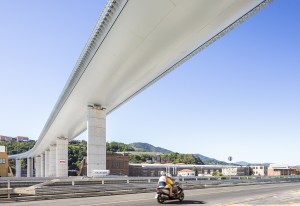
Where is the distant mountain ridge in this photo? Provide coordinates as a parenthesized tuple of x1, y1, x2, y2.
(129, 142, 229, 165)
(235, 161, 250, 166)
(193, 154, 230, 165)
(129, 142, 173, 153)
(128, 142, 274, 166)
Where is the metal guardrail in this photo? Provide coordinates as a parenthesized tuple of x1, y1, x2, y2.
(1, 175, 300, 187)
(0, 180, 12, 199)
(1, 175, 300, 200)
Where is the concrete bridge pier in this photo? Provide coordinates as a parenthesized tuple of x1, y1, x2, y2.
(35, 155, 41, 177)
(87, 104, 106, 177)
(56, 137, 68, 177)
(45, 149, 50, 177)
(15, 158, 21, 177)
(49, 144, 56, 177)
(27, 157, 33, 177)
(40, 153, 45, 177)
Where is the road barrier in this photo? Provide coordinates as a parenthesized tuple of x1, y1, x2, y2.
(0, 175, 299, 202)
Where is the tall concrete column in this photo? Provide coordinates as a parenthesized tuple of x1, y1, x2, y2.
(49, 144, 56, 177)
(87, 104, 106, 177)
(15, 158, 21, 177)
(35, 155, 41, 177)
(40, 153, 45, 177)
(27, 157, 33, 177)
(30, 157, 34, 177)
(56, 137, 68, 177)
(45, 149, 50, 177)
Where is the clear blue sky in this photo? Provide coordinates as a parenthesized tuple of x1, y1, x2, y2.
(0, 1, 299, 165)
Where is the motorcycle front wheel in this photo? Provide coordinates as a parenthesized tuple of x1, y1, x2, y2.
(178, 193, 184, 202)
(157, 194, 165, 204)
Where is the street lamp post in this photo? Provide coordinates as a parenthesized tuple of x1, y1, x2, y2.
(228, 156, 233, 179)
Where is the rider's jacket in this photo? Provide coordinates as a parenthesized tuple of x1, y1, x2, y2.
(166, 176, 174, 188)
(158, 176, 166, 188)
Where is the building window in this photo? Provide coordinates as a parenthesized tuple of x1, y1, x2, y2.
(142, 170, 148, 176)
(112, 161, 120, 168)
(0, 158, 6, 164)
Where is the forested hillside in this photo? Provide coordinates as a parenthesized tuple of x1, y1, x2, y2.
(193, 154, 230, 165)
(0, 140, 36, 155)
(129, 152, 204, 165)
(129, 142, 172, 153)
(1, 140, 210, 173)
(0, 140, 36, 172)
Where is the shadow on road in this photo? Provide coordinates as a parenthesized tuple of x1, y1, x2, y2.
(162, 200, 207, 204)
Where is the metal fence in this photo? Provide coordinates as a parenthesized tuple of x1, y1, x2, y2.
(1, 175, 300, 200)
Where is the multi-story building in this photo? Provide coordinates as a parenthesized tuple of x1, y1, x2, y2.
(222, 167, 238, 176)
(0, 135, 30, 142)
(291, 167, 300, 175)
(106, 152, 129, 176)
(0, 135, 13, 142)
(268, 164, 292, 176)
(16, 136, 29, 142)
(250, 165, 268, 176)
(0, 146, 8, 177)
(178, 169, 195, 177)
(78, 152, 130, 176)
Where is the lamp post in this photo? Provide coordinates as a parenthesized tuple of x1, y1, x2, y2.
(17, 138, 19, 154)
(228, 156, 232, 179)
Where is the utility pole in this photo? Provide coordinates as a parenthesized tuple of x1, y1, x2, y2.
(228, 156, 233, 179)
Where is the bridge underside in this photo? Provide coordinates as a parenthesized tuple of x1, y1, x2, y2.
(9, 0, 270, 177)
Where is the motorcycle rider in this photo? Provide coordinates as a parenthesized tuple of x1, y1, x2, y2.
(166, 173, 174, 197)
(158, 171, 167, 188)
(157, 171, 174, 197)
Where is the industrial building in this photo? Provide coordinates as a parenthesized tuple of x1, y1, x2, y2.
(268, 164, 293, 176)
(0, 146, 8, 177)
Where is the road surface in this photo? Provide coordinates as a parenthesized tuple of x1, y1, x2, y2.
(4, 182, 300, 205)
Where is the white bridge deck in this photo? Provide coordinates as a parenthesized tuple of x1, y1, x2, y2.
(9, 0, 270, 159)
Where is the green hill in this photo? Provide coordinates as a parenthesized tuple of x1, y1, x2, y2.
(129, 142, 173, 153)
(193, 154, 229, 165)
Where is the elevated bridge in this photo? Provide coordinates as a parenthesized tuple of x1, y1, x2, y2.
(9, 0, 271, 177)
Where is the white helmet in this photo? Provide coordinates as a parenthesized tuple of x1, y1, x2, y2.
(167, 173, 172, 177)
(160, 171, 166, 176)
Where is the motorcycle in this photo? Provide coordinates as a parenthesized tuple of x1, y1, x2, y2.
(155, 182, 184, 203)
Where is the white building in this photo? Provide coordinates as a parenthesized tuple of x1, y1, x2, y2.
(222, 167, 238, 176)
(250, 165, 267, 176)
(178, 169, 195, 177)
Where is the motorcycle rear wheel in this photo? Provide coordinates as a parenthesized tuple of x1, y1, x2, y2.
(157, 194, 165, 204)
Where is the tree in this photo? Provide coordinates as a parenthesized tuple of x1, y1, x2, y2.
(106, 141, 135, 152)
(247, 166, 254, 176)
(192, 166, 198, 176)
(212, 170, 223, 176)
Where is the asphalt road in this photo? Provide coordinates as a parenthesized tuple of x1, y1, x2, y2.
(4, 182, 300, 206)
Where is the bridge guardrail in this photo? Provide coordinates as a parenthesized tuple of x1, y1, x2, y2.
(2, 175, 300, 187)
(0, 175, 300, 201)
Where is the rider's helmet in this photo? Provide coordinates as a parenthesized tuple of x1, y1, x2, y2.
(160, 171, 166, 176)
(166, 173, 172, 177)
